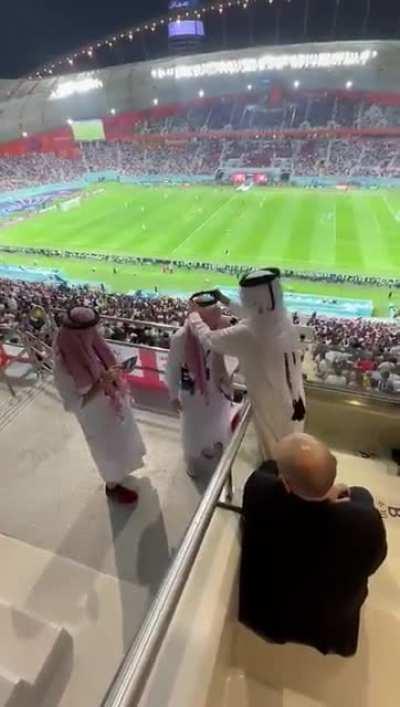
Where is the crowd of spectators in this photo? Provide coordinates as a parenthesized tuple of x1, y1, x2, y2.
(0, 279, 187, 350)
(2, 102, 400, 193)
(2, 90, 400, 192)
(0, 153, 84, 192)
(1, 135, 400, 193)
(2, 277, 400, 396)
(310, 314, 400, 394)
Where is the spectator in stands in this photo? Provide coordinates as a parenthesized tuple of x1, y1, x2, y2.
(189, 270, 305, 459)
(324, 363, 347, 387)
(166, 291, 235, 478)
(376, 368, 395, 394)
(239, 432, 387, 656)
(2, 275, 400, 396)
(53, 306, 146, 505)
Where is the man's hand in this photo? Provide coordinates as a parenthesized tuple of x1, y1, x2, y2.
(188, 300, 199, 314)
(327, 483, 351, 503)
(213, 289, 231, 307)
(101, 366, 120, 385)
(171, 399, 182, 414)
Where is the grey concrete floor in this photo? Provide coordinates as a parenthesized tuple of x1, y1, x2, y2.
(0, 382, 204, 586)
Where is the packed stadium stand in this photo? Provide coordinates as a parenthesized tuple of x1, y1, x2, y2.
(2, 278, 400, 396)
(3, 81, 400, 192)
(2, 133, 400, 192)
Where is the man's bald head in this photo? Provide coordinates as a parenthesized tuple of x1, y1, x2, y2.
(275, 433, 337, 501)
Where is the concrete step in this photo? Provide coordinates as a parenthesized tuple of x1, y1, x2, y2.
(0, 601, 72, 706)
(0, 670, 31, 707)
(222, 668, 323, 707)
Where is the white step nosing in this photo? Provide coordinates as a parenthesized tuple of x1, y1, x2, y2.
(0, 602, 72, 703)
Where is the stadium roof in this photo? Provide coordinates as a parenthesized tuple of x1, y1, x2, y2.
(24, 0, 400, 81)
(0, 39, 399, 144)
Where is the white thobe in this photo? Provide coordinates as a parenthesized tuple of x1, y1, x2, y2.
(54, 357, 146, 484)
(190, 311, 305, 460)
(166, 326, 235, 465)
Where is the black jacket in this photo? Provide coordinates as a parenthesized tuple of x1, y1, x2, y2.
(239, 462, 387, 656)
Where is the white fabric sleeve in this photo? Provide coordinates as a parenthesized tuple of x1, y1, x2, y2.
(227, 301, 244, 319)
(165, 331, 184, 400)
(53, 358, 85, 413)
(189, 313, 247, 357)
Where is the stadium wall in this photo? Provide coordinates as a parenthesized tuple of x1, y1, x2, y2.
(291, 176, 400, 188)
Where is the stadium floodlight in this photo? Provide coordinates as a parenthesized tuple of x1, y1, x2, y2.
(151, 49, 377, 81)
(22, 131, 28, 138)
(153, 98, 159, 106)
(293, 80, 300, 88)
(198, 89, 205, 97)
(346, 80, 353, 89)
(50, 76, 103, 101)
(110, 108, 116, 115)
(67, 118, 73, 125)
(247, 84, 253, 91)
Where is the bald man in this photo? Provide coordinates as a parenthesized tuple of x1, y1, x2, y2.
(239, 433, 387, 656)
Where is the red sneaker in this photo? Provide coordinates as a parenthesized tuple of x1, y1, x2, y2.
(105, 485, 139, 505)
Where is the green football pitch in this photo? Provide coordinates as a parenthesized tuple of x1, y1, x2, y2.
(1, 182, 400, 315)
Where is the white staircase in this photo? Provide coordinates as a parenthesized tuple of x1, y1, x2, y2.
(222, 669, 322, 707)
(0, 601, 71, 707)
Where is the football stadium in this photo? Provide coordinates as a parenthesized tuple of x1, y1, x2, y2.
(2, 182, 400, 316)
(2, 37, 400, 320)
(1, 1, 400, 706)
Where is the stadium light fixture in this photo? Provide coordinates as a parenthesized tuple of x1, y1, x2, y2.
(198, 89, 205, 98)
(22, 132, 28, 138)
(153, 98, 159, 106)
(346, 80, 353, 89)
(247, 84, 253, 91)
(67, 118, 73, 125)
(293, 79, 300, 88)
(110, 108, 116, 115)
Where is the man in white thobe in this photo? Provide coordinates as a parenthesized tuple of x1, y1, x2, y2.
(166, 291, 236, 477)
(189, 269, 306, 460)
(53, 306, 146, 505)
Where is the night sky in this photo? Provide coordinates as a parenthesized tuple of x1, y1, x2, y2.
(0, 0, 399, 79)
(0, 0, 166, 77)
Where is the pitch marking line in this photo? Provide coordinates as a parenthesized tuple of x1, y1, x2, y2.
(171, 192, 239, 255)
(382, 193, 400, 223)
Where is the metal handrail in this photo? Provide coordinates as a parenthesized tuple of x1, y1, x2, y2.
(3, 319, 400, 409)
(102, 401, 252, 707)
(100, 318, 400, 408)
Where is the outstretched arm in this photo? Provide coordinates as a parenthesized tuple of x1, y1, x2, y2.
(189, 312, 246, 357)
(214, 289, 244, 320)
